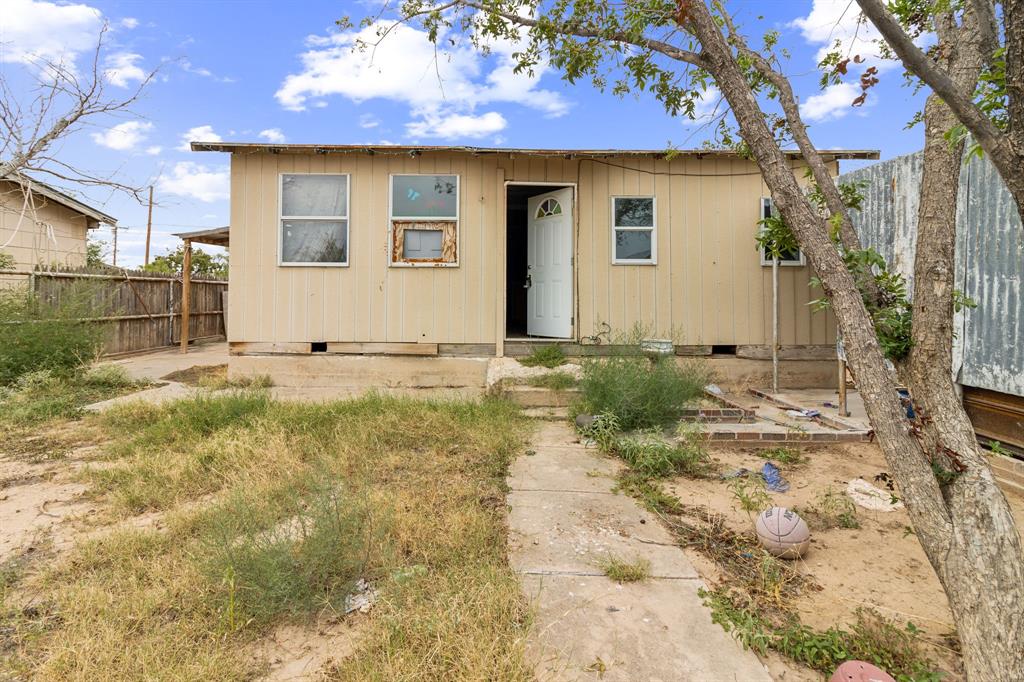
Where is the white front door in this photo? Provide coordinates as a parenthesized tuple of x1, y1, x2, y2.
(526, 187, 573, 338)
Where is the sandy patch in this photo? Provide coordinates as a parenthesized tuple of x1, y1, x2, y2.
(667, 442, 1024, 678)
(251, 616, 364, 681)
(486, 357, 582, 388)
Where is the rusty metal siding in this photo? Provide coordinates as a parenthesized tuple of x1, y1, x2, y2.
(840, 152, 1024, 398)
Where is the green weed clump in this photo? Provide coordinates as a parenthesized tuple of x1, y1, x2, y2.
(728, 474, 772, 513)
(577, 356, 709, 430)
(0, 283, 110, 385)
(759, 446, 805, 466)
(518, 345, 566, 368)
(615, 431, 713, 479)
(702, 589, 943, 681)
(523, 372, 577, 390)
(0, 365, 146, 428)
(799, 487, 860, 530)
(599, 555, 651, 583)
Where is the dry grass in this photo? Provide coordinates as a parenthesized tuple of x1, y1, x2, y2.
(1, 392, 533, 680)
(599, 555, 651, 583)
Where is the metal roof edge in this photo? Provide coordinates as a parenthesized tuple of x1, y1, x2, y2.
(189, 142, 880, 161)
(1, 174, 118, 226)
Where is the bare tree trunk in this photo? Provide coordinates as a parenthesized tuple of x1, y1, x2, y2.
(904, 7, 1024, 678)
(681, 2, 1024, 678)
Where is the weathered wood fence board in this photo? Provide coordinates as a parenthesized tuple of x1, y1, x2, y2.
(5, 267, 227, 356)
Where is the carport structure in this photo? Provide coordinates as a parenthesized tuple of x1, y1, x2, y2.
(173, 226, 229, 353)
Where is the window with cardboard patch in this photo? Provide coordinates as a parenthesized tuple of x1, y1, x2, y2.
(280, 174, 349, 266)
(390, 174, 459, 266)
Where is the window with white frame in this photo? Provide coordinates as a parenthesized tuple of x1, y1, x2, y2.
(390, 174, 459, 265)
(280, 174, 349, 265)
(612, 196, 656, 264)
(759, 197, 804, 266)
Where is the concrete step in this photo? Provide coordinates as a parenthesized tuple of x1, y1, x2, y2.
(503, 385, 580, 408)
(522, 406, 570, 421)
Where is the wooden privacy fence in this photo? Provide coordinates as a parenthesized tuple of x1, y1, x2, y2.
(4, 267, 227, 356)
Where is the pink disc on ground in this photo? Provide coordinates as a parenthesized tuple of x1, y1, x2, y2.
(829, 660, 896, 682)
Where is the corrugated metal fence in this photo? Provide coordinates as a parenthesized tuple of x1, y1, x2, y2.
(839, 152, 1024, 399)
(2, 267, 227, 355)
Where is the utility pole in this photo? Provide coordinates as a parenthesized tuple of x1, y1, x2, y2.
(144, 185, 154, 265)
(112, 223, 118, 266)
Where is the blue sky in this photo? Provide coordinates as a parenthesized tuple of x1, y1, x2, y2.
(1, 0, 931, 268)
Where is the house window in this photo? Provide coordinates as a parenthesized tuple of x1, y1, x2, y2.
(612, 196, 656, 264)
(390, 174, 459, 266)
(759, 197, 805, 266)
(536, 197, 562, 218)
(280, 174, 349, 266)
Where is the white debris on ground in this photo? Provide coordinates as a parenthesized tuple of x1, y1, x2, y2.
(343, 578, 378, 615)
(485, 357, 583, 389)
(846, 478, 905, 512)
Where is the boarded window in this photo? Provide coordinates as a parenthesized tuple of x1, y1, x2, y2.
(612, 196, 655, 264)
(390, 175, 459, 266)
(280, 174, 349, 266)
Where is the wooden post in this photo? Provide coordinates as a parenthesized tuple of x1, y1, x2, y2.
(180, 239, 192, 354)
(112, 223, 118, 266)
(144, 185, 154, 266)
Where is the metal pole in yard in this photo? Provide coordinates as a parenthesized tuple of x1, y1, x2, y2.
(772, 256, 779, 393)
(180, 239, 192, 354)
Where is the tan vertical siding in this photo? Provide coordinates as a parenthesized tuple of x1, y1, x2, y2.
(228, 151, 833, 347)
(0, 181, 93, 271)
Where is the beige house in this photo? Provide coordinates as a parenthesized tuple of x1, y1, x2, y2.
(0, 176, 115, 272)
(193, 143, 877, 389)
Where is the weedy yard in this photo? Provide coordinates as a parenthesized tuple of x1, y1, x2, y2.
(0, 387, 532, 680)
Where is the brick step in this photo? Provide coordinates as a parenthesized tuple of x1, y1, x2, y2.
(522, 406, 570, 421)
(698, 428, 874, 444)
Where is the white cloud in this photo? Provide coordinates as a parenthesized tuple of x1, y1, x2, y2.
(119, 17, 138, 29)
(90, 120, 152, 151)
(181, 60, 235, 83)
(275, 21, 568, 140)
(359, 113, 380, 129)
(177, 125, 221, 151)
(790, 0, 887, 68)
(0, 0, 103, 66)
(158, 162, 229, 202)
(407, 111, 507, 139)
(800, 82, 862, 122)
(679, 86, 723, 126)
(104, 52, 146, 87)
(258, 128, 287, 143)
(145, 145, 162, 156)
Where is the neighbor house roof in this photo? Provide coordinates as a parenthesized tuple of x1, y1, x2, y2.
(1, 174, 117, 227)
(173, 226, 230, 247)
(190, 142, 880, 161)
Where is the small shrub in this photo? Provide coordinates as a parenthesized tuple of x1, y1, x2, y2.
(0, 251, 15, 269)
(0, 366, 146, 427)
(615, 431, 713, 479)
(577, 356, 709, 430)
(523, 372, 577, 390)
(799, 487, 859, 530)
(0, 283, 110, 384)
(703, 589, 943, 680)
(728, 474, 771, 513)
(599, 555, 650, 583)
(758, 447, 805, 466)
(519, 345, 566, 368)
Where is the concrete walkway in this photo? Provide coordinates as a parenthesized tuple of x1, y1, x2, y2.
(86, 342, 228, 411)
(509, 421, 772, 681)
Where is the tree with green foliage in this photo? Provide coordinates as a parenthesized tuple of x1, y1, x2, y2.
(85, 237, 109, 268)
(357, 1, 1023, 677)
(143, 245, 228, 279)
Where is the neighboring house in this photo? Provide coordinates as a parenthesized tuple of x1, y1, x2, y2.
(193, 143, 877, 389)
(0, 175, 116, 271)
(841, 152, 1024, 451)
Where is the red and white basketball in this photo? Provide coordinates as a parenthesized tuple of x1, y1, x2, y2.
(755, 507, 810, 559)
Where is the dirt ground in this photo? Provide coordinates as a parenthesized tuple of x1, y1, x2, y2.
(0, 422, 363, 680)
(667, 441, 1024, 681)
